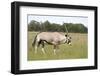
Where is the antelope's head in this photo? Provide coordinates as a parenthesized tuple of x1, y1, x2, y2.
(65, 34, 72, 46)
(64, 25, 72, 46)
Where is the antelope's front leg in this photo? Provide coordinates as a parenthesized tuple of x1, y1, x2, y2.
(53, 45, 58, 55)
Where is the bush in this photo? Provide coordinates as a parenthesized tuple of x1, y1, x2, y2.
(28, 20, 87, 33)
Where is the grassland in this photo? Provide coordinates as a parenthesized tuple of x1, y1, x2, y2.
(28, 32, 88, 61)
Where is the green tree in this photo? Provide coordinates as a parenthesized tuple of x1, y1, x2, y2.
(28, 20, 88, 33)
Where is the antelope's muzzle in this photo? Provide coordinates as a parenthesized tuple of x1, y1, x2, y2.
(67, 39, 72, 46)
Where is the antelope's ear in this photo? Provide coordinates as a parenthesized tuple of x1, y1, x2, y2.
(65, 34, 68, 37)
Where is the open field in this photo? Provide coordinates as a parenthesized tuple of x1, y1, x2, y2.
(28, 32, 88, 61)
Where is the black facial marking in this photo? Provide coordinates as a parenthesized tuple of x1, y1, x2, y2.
(65, 34, 68, 37)
(67, 39, 71, 44)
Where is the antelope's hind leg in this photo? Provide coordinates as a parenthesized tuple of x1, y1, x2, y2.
(34, 40, 41, 54)
(34, 45, 38, 54)
(34, 41, 40, 54)
(41, 41, 46, 54)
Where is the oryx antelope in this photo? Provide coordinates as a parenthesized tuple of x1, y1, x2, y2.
(32, 27, 71, 55)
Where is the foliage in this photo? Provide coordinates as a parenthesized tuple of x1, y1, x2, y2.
(28, 20, 88, 33)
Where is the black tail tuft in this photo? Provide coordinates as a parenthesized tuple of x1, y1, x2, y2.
(32, 35, 37, 47)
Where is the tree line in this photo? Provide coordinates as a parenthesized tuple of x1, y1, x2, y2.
(28, 20, 88, 33)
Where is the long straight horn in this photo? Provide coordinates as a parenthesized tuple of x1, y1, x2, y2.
(64, 24, 69, 35)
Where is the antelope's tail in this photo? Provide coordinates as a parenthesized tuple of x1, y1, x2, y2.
(32, 35, 37, 47)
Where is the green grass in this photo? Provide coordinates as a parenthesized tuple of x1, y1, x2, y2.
(28, 32, 88, 61)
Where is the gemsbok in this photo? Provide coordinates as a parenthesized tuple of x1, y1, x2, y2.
(32, 27, 72, 55)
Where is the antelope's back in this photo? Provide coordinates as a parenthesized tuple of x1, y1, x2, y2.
(37, 32, 66, 41)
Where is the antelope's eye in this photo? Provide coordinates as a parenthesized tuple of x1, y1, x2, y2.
(65, 35, 67, 37)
